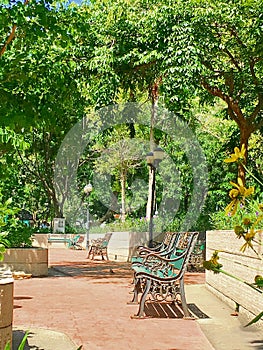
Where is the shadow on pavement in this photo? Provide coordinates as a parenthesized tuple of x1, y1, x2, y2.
(49, 260, 133, 280)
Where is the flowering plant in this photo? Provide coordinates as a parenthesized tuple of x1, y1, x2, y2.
(224, 145, 263, 253)
(204, 145, 263, 326)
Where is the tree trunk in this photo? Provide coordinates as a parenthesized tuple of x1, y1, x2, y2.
(200, 79, 259, 185)
(52, 195, 63, 218)
(99, 191, 119, 223)
(238, 122, 254, 185)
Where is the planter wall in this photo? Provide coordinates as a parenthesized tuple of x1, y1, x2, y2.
(3, 248, 48, 277)
(206, 230, 263, 327)
(0, 278, 13, 349)
(107, 231, 154, 262)
(32, 234, 49, 248)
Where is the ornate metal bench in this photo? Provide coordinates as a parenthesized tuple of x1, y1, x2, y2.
(187, 237, 205, 272)
(131, 232, 180, 264)
(67, 235, 84, 249)
(87, 232, 112, 260)
(135, 232, 178, 256)
(129, 231, 199, 319)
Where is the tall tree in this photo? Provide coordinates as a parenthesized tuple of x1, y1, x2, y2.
(0, 1, 88, 216)
(162, 0, 263, 182)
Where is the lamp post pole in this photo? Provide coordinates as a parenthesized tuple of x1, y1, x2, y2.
(146, 147, 164, 248)
(84, 183, 93, 250)
(148, 164, 156, 248)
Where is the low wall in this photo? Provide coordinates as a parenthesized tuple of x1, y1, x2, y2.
(206, 230, 263, 327)
(3, 248, 48, 277)
(0, 278, 13, 349)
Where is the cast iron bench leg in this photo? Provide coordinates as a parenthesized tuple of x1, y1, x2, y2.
(179, 278, 194, 319)
(86, 246, 92, 259)
(127, 277, 141, 304)
(131, 278, 152, 318)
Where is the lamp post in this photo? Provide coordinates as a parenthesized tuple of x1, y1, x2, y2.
(146, 147, 164, 248)
(84, 183, 93, 250)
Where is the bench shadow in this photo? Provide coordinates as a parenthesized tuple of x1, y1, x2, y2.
(48, 261, 205, 283)
(14, 296, 33, 300)
(249, 340, 263, 350)
(49, 260, 133, 280)
(14, 296, 33, 309)
(144, 302, 210, 319)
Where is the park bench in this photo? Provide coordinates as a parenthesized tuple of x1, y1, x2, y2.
(131, 232, 180, 265)
(48, 234, 84, 249)
(187, 238, 205, 271)
(67, 235, 84, 249)
(129, 231, 199, 319)
(87, 232, 112, 260)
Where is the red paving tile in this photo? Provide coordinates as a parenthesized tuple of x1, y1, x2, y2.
(13, 248, 213, 350)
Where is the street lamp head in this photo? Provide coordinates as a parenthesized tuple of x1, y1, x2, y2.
(146, 147, 164, 168)
(84, 183, 93, 195)
(153, 147, 164, 162)
(146, 152, 154, 166)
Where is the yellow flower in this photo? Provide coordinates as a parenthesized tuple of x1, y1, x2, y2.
(225, 198, 239, 216)
(203, 250, 223, 273)
(229, 188, 239, 199)
(242, 217, 251, 226)
(245, 229, 255, 241)
(224, 144, 246, 163)
(234, 225, 245, 237)
(240, 229, 256, 252)
(240, 241, 253, 252)
(225, 178, 254, 216)
(229, 177, 254, 198)
(254, 275, 263, 288)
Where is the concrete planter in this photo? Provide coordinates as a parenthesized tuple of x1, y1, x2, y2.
(32, 233, 49, 248)
(206, 230, 263, 327)
(0, 278, 13, 349)
(3, 248, 48, 277)
(107, 231, 151, 262)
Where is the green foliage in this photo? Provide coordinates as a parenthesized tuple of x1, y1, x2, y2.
(203, 250, 223, 273)
(35, 227, 52, 234)
(211, 200, 263, 230)
(65, 223, 85, 234)
(90, 216, 165, 234)
(0, 0, 262, 235)
(0, 195, 34, 248)
(0, 196, 15, 260)
(245, 311, 263, 328)
(5, 222, 34, 248)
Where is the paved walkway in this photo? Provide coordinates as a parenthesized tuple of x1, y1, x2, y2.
(12, 248, 263, 350)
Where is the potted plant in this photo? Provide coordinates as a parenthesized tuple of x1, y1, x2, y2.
(0, 199, 48, 277)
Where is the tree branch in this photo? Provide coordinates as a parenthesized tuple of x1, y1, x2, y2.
(223, 47, 242, 72)
(0, 0, 29, 57)
(249, 58, 260, 87)
(0, 25, 17, 57)
(200, 78, 244, 126)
